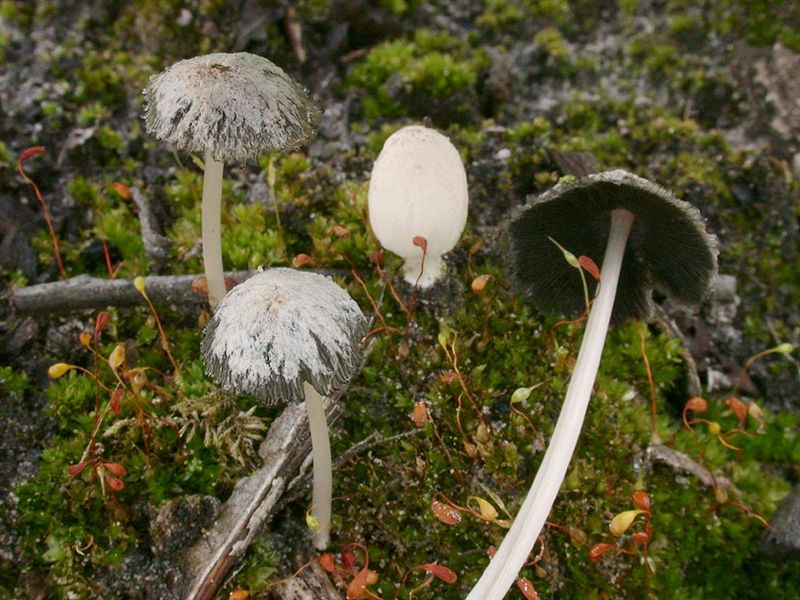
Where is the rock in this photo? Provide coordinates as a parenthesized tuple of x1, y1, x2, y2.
(0, 317, 39, 361)
(494, 147, 511, 161)
(763, 484, 800, 559)
(44, 318, 91, 364)
(0, 198, 39, 280)
(707, 274, 741, 344)
(309, 100, 353, 161)
(143, 494, 222, 600)
(150, 494, 222, 559)
(731, 42, 800, 175)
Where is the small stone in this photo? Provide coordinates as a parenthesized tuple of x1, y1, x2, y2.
(762, 484, 800, 559)
(706, 367, 732, 392)
(708, 274, 740, 326)
(176, 8, 192, 27)
(150, 495, 222, 558)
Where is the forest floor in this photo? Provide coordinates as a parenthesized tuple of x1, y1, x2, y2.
(1, 1, 799, 598)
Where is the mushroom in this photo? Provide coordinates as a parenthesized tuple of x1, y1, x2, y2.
(201, 267, 367, 549)
(144, 53, 320, 308)
(368, 125, 468, 288)
(467, 170, 718, 600)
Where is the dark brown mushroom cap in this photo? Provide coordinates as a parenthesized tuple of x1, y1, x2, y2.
(504, 170, 719, 323)
(143, 53, 321, 164)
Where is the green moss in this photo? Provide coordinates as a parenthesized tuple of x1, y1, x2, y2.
(228, 535, 279, 592)
(223, 204, 284, 268)
(478, 0, 570, 30)
(56, 176, 147, 277)
(0, 0, 32, 28)
(347, 30, 486, 123)
(697, 0, 800, 51)
(74, 50, 126, 107)
(11, 303, 271, 593)
(534, 26, 570, 61)
(0, 365, 29, 395)
(307, 181, 373, 266)
(100, 205, 147, 272)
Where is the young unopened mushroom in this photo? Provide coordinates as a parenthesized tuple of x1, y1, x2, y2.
(201, 268, 367, 549)
(467, 170, 718, 600)
(368, 125, 468, 288)
(144, 53, 320, 308)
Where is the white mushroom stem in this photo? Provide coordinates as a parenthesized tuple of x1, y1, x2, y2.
(303, 381, 333, 550)
(402, 254, 445, 289)
(202, 149, 227, 309)
(467, 208, 635, 600)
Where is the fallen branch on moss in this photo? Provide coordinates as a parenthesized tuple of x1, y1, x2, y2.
(130, 186, 172, 274)
(269, 560, 341, 599)
(652, 305, 703, 398)
(182, 397, 343, 600)
(8, 268, 348, 315)
(646, 443, 739, 495)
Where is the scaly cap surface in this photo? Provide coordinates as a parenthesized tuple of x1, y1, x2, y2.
(202, 268, 367, 404)
(144, 53, 320, 164)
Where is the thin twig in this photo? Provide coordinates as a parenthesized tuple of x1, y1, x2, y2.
(130, 186, 171, 273)
(8, 268, 349, 315)
(646, 443, 738, 495)
(182, 398, 343, 600)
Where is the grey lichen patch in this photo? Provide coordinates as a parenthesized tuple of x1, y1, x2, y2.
(504, 169, 719, 322)
(143, 53, 321, 164)
(201, 268, 367, 404)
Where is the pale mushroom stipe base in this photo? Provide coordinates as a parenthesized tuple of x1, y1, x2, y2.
(201, 268, 367, 549)
(467, 170, 718, 600)
(368, 125, 468, 288)
(143, 52, 320, 308)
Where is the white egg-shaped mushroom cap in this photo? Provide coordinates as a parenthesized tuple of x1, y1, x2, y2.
(368, 125, 468, 286)
(143, 52, 320, 164)
(201, 268, 367, 404)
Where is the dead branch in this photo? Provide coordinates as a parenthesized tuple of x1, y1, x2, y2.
(182, 397, 343, 600)
(285, 5, 307, 64)
(646, 443, 739, 495)
(652, 304, 703, 398)
(269, 561, 341, 599)
(130, 186, 171, 273)
(8, 268, 348, 315)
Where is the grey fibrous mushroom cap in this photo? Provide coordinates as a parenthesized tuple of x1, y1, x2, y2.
(504, 169, 719, 322)
(201, 268, 367, 404)
(143, 52, 321, 164)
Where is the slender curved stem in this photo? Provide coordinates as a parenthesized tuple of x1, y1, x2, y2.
(466, 208, 634, 600)
(202, 150, 226, 309)
(304, 381, 333, 550)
